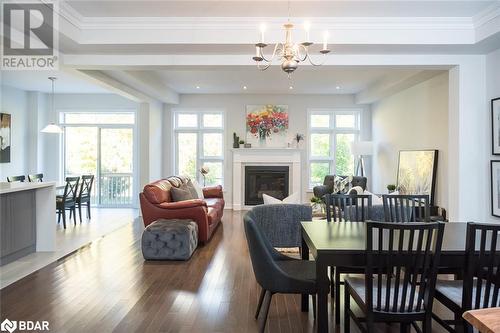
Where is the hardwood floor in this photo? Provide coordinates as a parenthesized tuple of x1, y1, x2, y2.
(0, 210, 451, 332)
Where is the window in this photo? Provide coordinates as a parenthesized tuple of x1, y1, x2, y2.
(308, 110, 361, 188)
(173, 111, 224, 186)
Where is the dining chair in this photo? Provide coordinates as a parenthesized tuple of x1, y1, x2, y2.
(244, 210, 321, 333)
(7, 175, 25, 182)
(382, 194, 430, 222)
(77, 175, 94, 223)
(57, 177, 80, 229)
(433, 222, 500, 333)
(28, 173, 43, 182)
(324, 193, 372, 324)
(345, 221, 445, 333)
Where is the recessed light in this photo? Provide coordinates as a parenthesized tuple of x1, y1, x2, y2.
(196, 86, 200, 89)
(336, 86, 341, 90)
(243, 86, 247, 90)
(289, 86, 293, 90)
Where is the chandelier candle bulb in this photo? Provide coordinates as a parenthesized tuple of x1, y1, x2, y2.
(323, 31, 329, 51)
(304, 21, 311, 42)
(259, 23, 266, 43)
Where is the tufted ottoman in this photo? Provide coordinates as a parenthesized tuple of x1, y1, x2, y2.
(141, 219, 198, 260)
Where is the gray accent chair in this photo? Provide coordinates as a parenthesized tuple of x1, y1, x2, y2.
(312, 175, 367, 199)
(243, 214, 320, 333)
(247, 204, 312, 248)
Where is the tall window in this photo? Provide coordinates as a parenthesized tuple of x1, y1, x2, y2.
(173, 110, 224, 186)
(308, 109, 361, 188)
(60, 112, 136, 207)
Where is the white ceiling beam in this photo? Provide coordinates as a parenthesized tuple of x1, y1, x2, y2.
(66, 68, 164, 104)
(355, 70, 444, 105)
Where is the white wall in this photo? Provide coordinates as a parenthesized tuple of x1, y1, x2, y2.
(371, 72, 449, 208)
(163, 93, 371, 208)
(487, 48, 500, 221)
(0, 85, 29, 180)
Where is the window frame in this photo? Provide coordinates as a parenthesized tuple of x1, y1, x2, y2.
(307, 108, 362, 189)
(172, 109, 225, 186)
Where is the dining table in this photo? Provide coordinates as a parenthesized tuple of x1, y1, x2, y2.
(463, 307, 500, 333)
(300, 220, 474, 333)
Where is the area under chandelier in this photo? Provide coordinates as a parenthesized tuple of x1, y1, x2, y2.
(41, 77, 62, 134)
(252, 1, 331, 77)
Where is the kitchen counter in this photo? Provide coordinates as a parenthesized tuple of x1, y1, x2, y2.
(0, 182, 56, 265)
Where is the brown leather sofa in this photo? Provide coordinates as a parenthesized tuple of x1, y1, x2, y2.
(139, 176, 224, 244)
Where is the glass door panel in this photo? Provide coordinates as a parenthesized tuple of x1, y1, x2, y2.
(99, 128, 134, 206)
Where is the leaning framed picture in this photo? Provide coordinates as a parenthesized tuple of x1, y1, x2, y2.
(491, 161, 500, 217)
(491, 98, 500, 155)
(0, 113, 11, 163)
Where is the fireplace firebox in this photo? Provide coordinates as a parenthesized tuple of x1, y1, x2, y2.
(244, 166, 289, 205)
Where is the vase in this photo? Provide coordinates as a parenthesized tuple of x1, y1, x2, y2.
(258, 130, 267, 147)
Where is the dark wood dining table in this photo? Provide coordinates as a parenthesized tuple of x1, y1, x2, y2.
(300, 220, 472, 333)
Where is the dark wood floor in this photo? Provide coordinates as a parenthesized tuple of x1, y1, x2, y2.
(0, 211, 451, 332)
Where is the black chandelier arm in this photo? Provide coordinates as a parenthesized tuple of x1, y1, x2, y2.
(259, 42, 284, 63)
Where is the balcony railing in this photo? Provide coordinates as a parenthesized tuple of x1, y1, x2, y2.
(99, 173, 133, 206)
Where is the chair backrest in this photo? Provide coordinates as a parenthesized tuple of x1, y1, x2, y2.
(248, 204, 312, 247)
(28, 173, 43, 182)
(463, 222, 500, 310)
(324, 193, 372, 222)
(7, 175, 25, 182)
(365, 221, 444, 317)
(243, 211, 291, 292)
(63, 177, 80, 202)
(78, 175, 94, 199)
(382, 194, 430, 222)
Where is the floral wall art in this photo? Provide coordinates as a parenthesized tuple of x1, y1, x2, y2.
(246, 105, 288, 147)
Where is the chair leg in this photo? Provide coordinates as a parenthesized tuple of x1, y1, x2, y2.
(57, 209, 61, 224)
(344, 284, 350, 333)
(259, 291, 273, 333)
(255, 288, 266, 319)
(62, 209, 66, 229)
(335, 270, 341, 324)
(78, 203, 82, 224)
(312, 294, 316, 319)
(400, 323, 410, 333)
(330, 266, 335, 298)
(73, 207, 77, 225)
(87, 202, 91, 219)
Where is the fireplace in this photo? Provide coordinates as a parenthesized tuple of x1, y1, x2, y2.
(244, 166, 289, 205)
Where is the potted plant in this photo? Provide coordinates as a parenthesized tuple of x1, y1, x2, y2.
(239, 140, 245, 148)
(294, 133, 304, 148)
(310, 196, 325, 215)
(387, 184, 397, 193)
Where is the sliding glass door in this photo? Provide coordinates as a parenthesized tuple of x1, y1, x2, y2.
(62, 112, 136, 207)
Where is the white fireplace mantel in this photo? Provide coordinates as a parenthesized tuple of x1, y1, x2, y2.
(231, 148, 302, 210)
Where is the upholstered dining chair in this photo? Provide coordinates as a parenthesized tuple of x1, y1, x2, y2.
(345, 221, 445, 333)
(248, 204, 312, 248)
(244, 210, 321, 333)
(324, 192, 372, 324)
(77, 175, 94, 223)
(57, 177, 80, 229)
(433, 222, 500, 333)
(382, 194, 430, 222)
(28, 173, 43, 182)
(7, 175, 25, 182)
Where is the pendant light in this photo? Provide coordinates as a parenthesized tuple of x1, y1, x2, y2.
(41, 77, 62, 134)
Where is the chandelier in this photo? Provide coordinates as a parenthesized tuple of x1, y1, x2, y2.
(252, 5, 331, 77)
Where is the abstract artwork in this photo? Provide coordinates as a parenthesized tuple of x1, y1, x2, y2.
(397, 150, 438, 205)
(0, 113, 11, 163)
(246, 105, 288, 147)
(492, 98, 500, 155)
(491, 161, 500, 217)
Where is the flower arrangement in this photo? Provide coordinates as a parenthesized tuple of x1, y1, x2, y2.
(246, 105, 288, 142)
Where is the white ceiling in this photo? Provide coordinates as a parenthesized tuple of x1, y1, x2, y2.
(1, 71, 111, 94)
(66, 1, 495, 18)
(103, 67, 440, 94)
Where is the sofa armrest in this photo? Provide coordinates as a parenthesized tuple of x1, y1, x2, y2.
(313, 185, 331, 199)
(203, 185, 223, 198)
(157, 199, 207, 210)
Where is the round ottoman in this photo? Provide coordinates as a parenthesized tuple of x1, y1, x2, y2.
(141, 219, 198, 260)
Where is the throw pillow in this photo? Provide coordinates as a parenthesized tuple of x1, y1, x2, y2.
(190, 179, 205, 199)
(170, 185, 195, 202)
(334, 175, 353, 193)
(348, 186, 364, 195)
(262, 192, 300, 205)
(363, 190, 383, 206)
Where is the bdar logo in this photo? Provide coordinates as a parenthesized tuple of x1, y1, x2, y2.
(0, 319, 17, 333)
